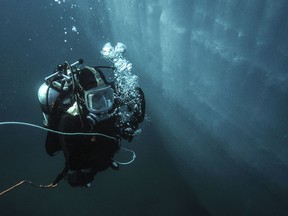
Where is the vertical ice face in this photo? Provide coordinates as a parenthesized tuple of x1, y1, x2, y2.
(101, 1, 288, 211)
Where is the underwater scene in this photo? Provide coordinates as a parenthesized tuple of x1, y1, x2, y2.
(1, 0, 288, 215)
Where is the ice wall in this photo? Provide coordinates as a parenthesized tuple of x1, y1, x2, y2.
(103, 0, 288, 214)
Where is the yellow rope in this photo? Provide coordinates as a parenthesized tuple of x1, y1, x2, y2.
(0, 180, 57, 197)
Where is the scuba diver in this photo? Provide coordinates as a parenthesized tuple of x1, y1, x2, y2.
(37, 42, 145, 187)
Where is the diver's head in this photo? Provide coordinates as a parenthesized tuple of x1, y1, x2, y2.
(77, 67, 115, 125)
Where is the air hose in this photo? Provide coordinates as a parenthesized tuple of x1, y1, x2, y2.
(0, 121, 137, 196)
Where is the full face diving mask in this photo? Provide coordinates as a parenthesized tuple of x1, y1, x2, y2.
(84, 85, 114, 114)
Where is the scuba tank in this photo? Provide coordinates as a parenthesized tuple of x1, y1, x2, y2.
(38, 82, 61, 126)
(37, 59, 83, 127)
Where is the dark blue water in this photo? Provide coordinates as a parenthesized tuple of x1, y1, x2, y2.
(1, 0, 288, 215)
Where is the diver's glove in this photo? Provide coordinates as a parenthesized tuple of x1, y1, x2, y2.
(119, 128, 134, 142)
(118, 122, 139, 142)
(66, 169, 96, 187)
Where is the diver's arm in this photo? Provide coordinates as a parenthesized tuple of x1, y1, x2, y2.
(58, 113, 83, 170)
